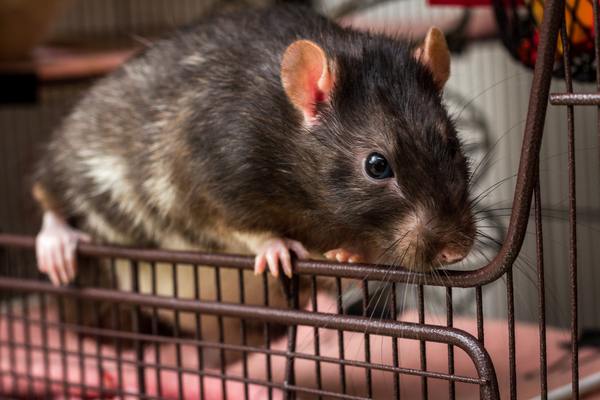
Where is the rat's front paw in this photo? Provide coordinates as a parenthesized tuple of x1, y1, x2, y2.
(35, 211, 92, 286)
(324, 248, 366, 263)
(253, 238, 310, 278)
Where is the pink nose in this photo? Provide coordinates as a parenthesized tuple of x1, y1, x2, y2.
(438, 247, 466, 265)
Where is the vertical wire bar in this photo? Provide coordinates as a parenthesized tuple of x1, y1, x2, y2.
(76, 259, 86, 397)
(310, 276, 322, 400)
(194, 265, 205, 400)
(58, 296, 69, 398)
(0, 355, 3, 396)
(446, 287, 455, 400)
(238, 269, 249, 400)
(151, 262, 162, 398)
(535, 174, 548, 400)
(594, 0, 600, 252)
(215, 266, 227, 398)
(507, 269, 516, 400)
(172, 263, 184, 400)
(22, 291, 33, 397)
(476, 286, 484, 344)
(131, 260, 146, 398)
(594, 0, 600, 86)
(362, 282, 372, 399)
(390, 282, 400, 400)
(39, 293, 51, 399)
(0, 247, 5, 395)
(262, 273, 273, 400)
(5, 251, 18, 398)
(110, 258, 124, 397)
(0, 354, 3, 396)
(283, 275, 299, 400)
(6, 289, 17, 397)
(593, 4, 600, 397)
(335, 278, 346, 394)
(559, 18, 579, 400)
(92, 260, 104, 399)
(418, 284, 427, 400)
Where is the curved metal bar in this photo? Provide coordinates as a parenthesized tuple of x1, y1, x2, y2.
(0, 275, 500, 399)
(550, 93, 600, 105)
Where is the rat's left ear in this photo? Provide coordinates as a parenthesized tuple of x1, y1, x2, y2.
(281, 40, 335, 126)
(414, 27, 451, 90)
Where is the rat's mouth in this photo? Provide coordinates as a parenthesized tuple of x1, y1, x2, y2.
(325, 213, 475, 271)
(385, 209, 476, 272)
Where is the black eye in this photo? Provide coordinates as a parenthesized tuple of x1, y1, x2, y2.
(447, 137, 458, 158)
(365, 153, 393, 179)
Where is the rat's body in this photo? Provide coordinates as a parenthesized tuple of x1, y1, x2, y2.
(32, 4, 476, 365)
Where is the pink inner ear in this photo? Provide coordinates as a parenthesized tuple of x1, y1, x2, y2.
(281, 40, 334, 124)
(314, 89, 325, 103)
(303, 66, 327, 117)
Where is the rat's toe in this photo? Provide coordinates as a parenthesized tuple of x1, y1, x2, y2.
(254, 237, 310, 278)
(265, 245, 281, 277)
(53, 244, 70, 285)
(286, 240, 310, 260)
(254, 252, 268, 275)
(277, 246, 292, 278)
(324, 248, 366, 263)
(36, 211, 92, 285)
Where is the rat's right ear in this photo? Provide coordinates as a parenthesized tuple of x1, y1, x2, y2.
(281, 40, 335, 126)
(414, 27, 451, 90)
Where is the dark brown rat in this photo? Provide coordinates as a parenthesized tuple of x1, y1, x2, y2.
(32, 4, 476, 362)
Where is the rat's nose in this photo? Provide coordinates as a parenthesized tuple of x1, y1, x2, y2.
(437, 246, 467, 265)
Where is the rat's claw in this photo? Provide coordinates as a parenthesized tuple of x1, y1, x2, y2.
(254, 238, 310, 278)
(324, 248, 366, 264)
(35, 211, 92, 286)
(253, 252, 268, 275)
(266, 246, 284, 277)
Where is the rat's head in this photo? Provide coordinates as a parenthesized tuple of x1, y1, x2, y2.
(281, 28, 475, 271)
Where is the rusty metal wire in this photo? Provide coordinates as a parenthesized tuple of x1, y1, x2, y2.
(0, 235, 500, 399)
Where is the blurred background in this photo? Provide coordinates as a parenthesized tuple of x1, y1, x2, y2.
(0, 0, 599, 333)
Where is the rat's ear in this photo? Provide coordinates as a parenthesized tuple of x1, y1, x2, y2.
(414, 27, 451, 90)
(281, 40, 335, 126)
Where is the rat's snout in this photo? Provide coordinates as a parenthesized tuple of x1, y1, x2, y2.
(436, 242, 470, 265)
(394, 207, 476, 271)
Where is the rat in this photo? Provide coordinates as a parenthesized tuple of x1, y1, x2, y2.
(31, 3, 476, 364)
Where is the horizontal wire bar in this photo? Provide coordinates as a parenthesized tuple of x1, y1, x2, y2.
(0, 233, 517, 288)
(0, 320, 486, 385)
(0, 367, 373, 400)
(550, 93, 600, 105)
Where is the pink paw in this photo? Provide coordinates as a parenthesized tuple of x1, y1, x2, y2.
(253, 238, 310, 278)
(35, 211, 92, 286)
(324, 248, 366, 264)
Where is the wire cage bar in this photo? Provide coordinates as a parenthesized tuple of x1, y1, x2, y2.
(0, 234, 501, 399)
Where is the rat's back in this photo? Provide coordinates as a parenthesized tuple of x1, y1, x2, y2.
(33, 5, 335, 250)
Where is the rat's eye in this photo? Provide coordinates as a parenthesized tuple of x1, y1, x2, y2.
(447, 137, 458, 159)
(365, 153, 393, 179)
